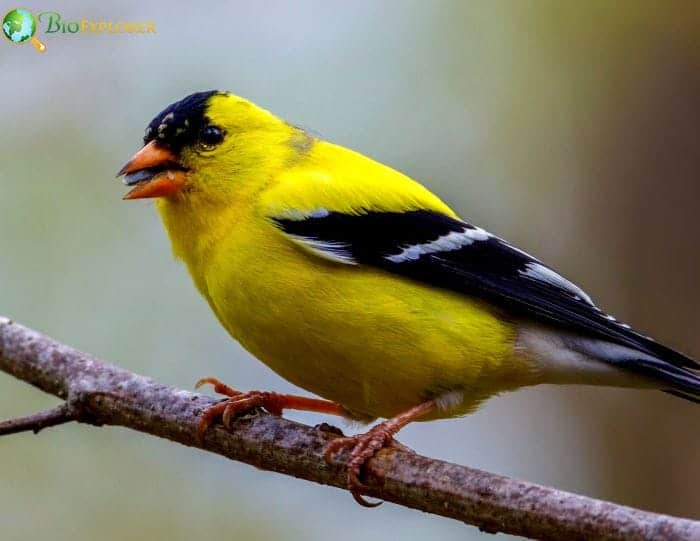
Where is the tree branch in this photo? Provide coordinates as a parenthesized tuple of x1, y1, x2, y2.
(0, 404, 75, 435)
(0, 316, 697, 540)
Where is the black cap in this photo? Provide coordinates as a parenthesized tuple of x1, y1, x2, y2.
(143, 90, 222, 151)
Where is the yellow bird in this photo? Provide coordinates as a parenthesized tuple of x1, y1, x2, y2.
(117, 91, 699, 505)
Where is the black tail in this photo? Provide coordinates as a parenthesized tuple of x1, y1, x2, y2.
(616, 357, 700, 403)
(571, 334, 700, 404)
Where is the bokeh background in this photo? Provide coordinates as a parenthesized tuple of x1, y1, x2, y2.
(1, 2, 699, 539)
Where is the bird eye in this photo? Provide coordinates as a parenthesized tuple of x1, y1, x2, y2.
(198, 125, 224, 150)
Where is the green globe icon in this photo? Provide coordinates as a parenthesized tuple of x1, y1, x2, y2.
(2, 8, 45, 51)
(3, 9, 35, 42)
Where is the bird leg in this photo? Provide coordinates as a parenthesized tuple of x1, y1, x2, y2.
(324, 400, 436, 507)
(195, 377, 346, 442)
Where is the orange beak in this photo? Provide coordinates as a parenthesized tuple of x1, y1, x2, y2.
(117, 141, 188, 200)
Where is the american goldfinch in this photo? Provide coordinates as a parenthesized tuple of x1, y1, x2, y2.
(117, 90, 700, 505)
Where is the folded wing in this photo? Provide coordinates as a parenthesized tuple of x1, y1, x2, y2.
(272, 208, 700, 399)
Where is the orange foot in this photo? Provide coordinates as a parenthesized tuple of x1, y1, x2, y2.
(195, 377, 346, 442)
(324, 400, 436, 507)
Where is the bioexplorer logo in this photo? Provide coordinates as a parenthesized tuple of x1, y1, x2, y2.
(2, 8, 156, 52)
(3, 9, 45, 51)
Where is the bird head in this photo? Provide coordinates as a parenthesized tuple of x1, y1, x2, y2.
(117, 90, 292, 201)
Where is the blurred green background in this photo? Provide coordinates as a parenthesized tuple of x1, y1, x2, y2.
(1, 2, 699, 539)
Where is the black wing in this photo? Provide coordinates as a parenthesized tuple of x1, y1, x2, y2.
(273, 209, 699, 376)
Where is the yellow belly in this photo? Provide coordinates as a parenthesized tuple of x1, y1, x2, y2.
(195, 219, 535, 420)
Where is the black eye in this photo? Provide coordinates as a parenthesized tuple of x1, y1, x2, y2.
(198, 125, 224, 150)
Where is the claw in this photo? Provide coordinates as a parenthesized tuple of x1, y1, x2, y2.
(352, 491, 383, 508)
(195, 377, 241, 397)
(194, 377, 345, 444)
(197, 401, 228, 443)
(222, 401, 235, 429)
(322, 399, 437, 508)
(222, 396, 258, 428)
(194, 377, 211, 390)
(323, 428, 393, 507)
(324, 435, 356, 463)
(345, 458, 382, 507)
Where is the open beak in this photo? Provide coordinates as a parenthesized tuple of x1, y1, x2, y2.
(116, 141, 188, 200)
